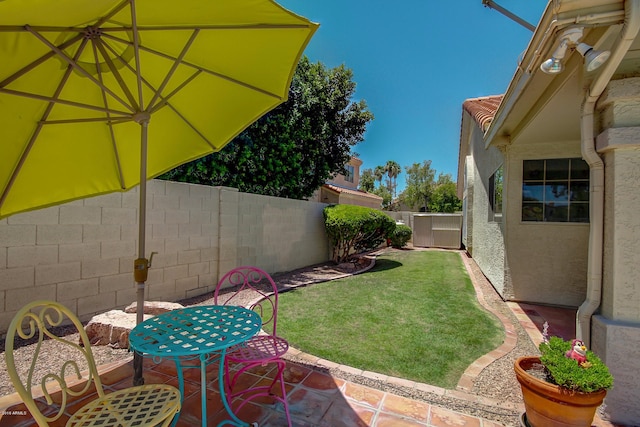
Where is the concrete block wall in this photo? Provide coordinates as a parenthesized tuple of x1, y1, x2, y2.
(0, 180, 330, 334)
(236, 191, 330, 273)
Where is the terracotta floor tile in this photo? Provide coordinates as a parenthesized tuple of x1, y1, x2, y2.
(180, 364, 208, 384)
(262, 410, 317, 427)
(226, 371, 262, 396)
(228, 400, 270, 426)
(381, 393, 430, 422)
(302, 370, 343, 392)
(45, 414, 70, 427)
(374, 412, 427, 426)
(342, 382, 385, 409)
(283, 363, 312, 384)
(429, 406, 481, 427)
(318, 399, 375, 427)
(238, 376, 292, 404)
(146, 359, 178, 376)
(0, 410, 36, 427)
(99, 362, 134, 385)
(133, 369, 174, 386)
(165, 375, 202, 398)
(239, 362, 276, 378)
(64, 393, 99, 416)
(287, 388, 334, 424)
(177, 389, 225, 425)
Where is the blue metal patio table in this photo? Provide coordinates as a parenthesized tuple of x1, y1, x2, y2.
(129, 305, 262, 427)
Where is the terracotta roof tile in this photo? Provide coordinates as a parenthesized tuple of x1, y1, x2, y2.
(462, 95, 503, 132)
(324, 184, 383, 200)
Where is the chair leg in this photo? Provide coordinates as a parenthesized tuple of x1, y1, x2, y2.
(225, 360, 291, 427)
(275, 360, 292, 427)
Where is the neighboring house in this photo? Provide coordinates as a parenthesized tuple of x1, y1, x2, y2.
(457, 1, 640, 424)
(314, 157, 382, 209)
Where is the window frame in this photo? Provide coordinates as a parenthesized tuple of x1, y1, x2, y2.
(521, 158, 590, 223)
(489, 165, 503, 223)
(344, 164, 355, 183)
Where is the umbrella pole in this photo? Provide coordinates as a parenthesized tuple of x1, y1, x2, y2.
(133, 118, 149, 386)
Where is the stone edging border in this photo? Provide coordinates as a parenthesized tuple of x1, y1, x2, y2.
(456, 252, 519, 392)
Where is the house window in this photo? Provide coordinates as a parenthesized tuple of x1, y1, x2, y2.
(345, 165, 355, 183)
(522, 158, 589, 223)
(489, 165, 503, 222)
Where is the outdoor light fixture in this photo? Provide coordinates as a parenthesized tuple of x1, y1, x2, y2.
(540, 27, 611, 74)
(577, 42, 612, 72)
(540, 38, 570, 74)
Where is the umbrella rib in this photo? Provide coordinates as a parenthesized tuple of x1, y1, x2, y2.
(0, 88, 131, 116)
(0, 39, 94, 210)
(92, 37, 140, 111)
(163, 101, 217, 150)
(97, 47, 216, 149)
(90, 38, 128, 190)
(102, 32, 283, 100)
(100, 23, 314, 31)
(41, 117, 130, 124)
(1, 23, 312, 33)
(0, 33, 83, 88)
(98, 0, 131, 27)
(147, 29, 200, 111)
(130, 0, 145, 111)
(148, 70, 201, 115)
(99, 40, 205, 123)
(25, 25, 136, 113)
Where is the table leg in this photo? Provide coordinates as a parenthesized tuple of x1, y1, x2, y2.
(172, 357, 185, 427)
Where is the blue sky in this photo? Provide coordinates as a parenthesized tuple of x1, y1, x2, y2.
(278, 0, 547, 193)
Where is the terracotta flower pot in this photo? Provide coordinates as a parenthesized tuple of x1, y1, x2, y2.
(514, 356, 607, 427)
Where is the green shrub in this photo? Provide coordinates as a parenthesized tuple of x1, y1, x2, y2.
(323, 204, 396, 263)
(539, 336, 613, 393)
(390, 224, 412, 248)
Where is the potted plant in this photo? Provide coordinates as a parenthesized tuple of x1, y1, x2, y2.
(514, 332, 613, 427)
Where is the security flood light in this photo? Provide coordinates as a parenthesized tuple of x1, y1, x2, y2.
(540, 27, 611, 75)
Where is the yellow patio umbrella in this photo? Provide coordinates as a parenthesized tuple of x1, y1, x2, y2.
(0, 0, 317, 383)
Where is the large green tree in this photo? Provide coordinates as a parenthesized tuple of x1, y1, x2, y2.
(359, 168, 375, 192)
(429, 173, 462, 213)
(401, 160, 436, 211)
(372, 185, 392, 210)
(160, 56, 374, 199)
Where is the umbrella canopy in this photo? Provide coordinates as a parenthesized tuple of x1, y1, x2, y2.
(0, 0, 317, 217)
(0, 0, 317, 384)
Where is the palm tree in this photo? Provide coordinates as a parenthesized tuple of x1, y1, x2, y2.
(385, 160, 401, 198)
(374, 165, 385, 188)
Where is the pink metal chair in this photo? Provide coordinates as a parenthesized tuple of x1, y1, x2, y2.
(214, 266, 291, 426)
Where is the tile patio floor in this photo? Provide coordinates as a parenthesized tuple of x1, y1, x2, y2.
(0, 302, 617, 427)
(0, 252, 621, 426)
(0, 353, 508, 427)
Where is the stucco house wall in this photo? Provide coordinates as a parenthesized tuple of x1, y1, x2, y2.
(457, 8, 640, 418)
(589, 78, 640, 418)
(328, 157, 362, 190)
(312, 157, 382, 208)
(461, 113, 506, 295)
(0, 180, 330, 334)
(504, 142, 590, 307)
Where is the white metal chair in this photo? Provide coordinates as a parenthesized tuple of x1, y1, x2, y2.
(4, 300, 181, 427)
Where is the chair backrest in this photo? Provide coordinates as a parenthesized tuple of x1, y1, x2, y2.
(214, 266, 280, 336)
(4, 300, 106, 426)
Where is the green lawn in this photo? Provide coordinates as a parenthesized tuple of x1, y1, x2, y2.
(271, 250, 504, 389)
